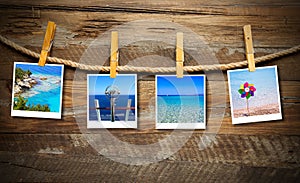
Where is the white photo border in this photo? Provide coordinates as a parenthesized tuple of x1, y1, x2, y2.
(87, 74, 138, 129)
(155, 75, 206, 129)
(227, 65, 282, 125)
(11, 62, 64, 119)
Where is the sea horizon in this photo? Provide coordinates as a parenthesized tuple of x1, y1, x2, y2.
(89, 94, 136, 121)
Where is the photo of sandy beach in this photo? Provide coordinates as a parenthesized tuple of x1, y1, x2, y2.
(227, 66, 282, 124)
(87, 74, 137, 128)
(11, 62, 64, 119)
(156, 75, 206, 129)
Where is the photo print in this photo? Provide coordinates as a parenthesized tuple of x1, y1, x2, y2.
(156, 75, 206, 129)
(87, 74, 137, 128)
(11, 62, 64, 119)
(227, 66, 282, 124)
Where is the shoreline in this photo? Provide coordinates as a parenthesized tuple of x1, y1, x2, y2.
(233, 103, 280, 118)
(14, 76, 37, 96)
(12, 65, 62, 113)
(14, 73, 56, 97)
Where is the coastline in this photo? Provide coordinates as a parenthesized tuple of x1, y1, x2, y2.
(13, 73, 61, 112)
(12, 63, 64, 115)
(14, 74, 37, 96)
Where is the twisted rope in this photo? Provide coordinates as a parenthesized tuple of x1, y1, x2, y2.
(0, 35, 299, 72)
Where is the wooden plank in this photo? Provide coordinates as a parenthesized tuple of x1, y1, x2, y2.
(1, 152, 298, 182)
(0, 134, 299, 182)
(1, 78, 299, 134)
(0, 1, 299, 181)
(0, 1, 299, 17)
(0, 5, 298, 135)
(3, 79, 300, 107)
(0, 44, 299, 81)
(1, 0, 300, 7)
(0, 8, 299, 49)
(0, 134, 299, 168)
(0, 8, 298, 81)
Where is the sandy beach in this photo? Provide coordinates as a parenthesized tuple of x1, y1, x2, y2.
(233, 103, 280, 118)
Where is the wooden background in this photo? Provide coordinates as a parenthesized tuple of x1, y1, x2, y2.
(0, 0, 299, 182)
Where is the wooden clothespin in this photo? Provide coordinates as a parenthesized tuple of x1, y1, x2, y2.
(243, 25, 255, 72)
(176, 32, 184, 78)
(38, 21, 56, 66)
(110, 31, 118, 78)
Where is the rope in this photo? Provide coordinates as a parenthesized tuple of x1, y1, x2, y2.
(0, 35, 299, 72)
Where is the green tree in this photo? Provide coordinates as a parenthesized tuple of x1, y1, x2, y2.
(14, 96, 51, 112)
(26, 69, 32, 76)
(15, 68, 24, 80)
(15, 67, 32, 80)
(13, 95, 29, 110)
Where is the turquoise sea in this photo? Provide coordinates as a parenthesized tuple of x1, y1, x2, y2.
(14, 64, 63, 112)
(157, 95, 205, 123)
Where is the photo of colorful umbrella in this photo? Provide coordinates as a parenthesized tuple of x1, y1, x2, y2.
(238, 82, 256, 115)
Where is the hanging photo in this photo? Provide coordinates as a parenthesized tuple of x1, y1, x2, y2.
(11, 62, 64, 119)
(156, 75, 206, 129)
(227, 66, 282, 124)
(87, 74, 137, 128)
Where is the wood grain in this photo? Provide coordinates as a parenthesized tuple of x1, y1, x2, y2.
(1, 79, 299, 135)
(0, 134, 299, 182)
(0, 1, 299, 181)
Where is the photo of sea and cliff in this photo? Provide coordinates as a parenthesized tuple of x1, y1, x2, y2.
(228, 66, 282, 124)
(156, 75, 205, 126)
(87, 74, 137, 128)
(11, 62, 64, 118)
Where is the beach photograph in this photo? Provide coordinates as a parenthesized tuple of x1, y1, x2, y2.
(87, 74, 137, 128)
(11, 62, 64, 119)
(227, 66, 282, 124)
(156, 75, 206, 129)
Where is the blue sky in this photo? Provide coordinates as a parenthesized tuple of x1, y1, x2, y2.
(15, 63, 62, 76)
(228, 66, 278, 91)
(157, 75, 205, 96)
(89, 75, 136, 95)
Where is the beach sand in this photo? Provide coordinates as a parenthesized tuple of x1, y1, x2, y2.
(233, 103, 280, 118)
